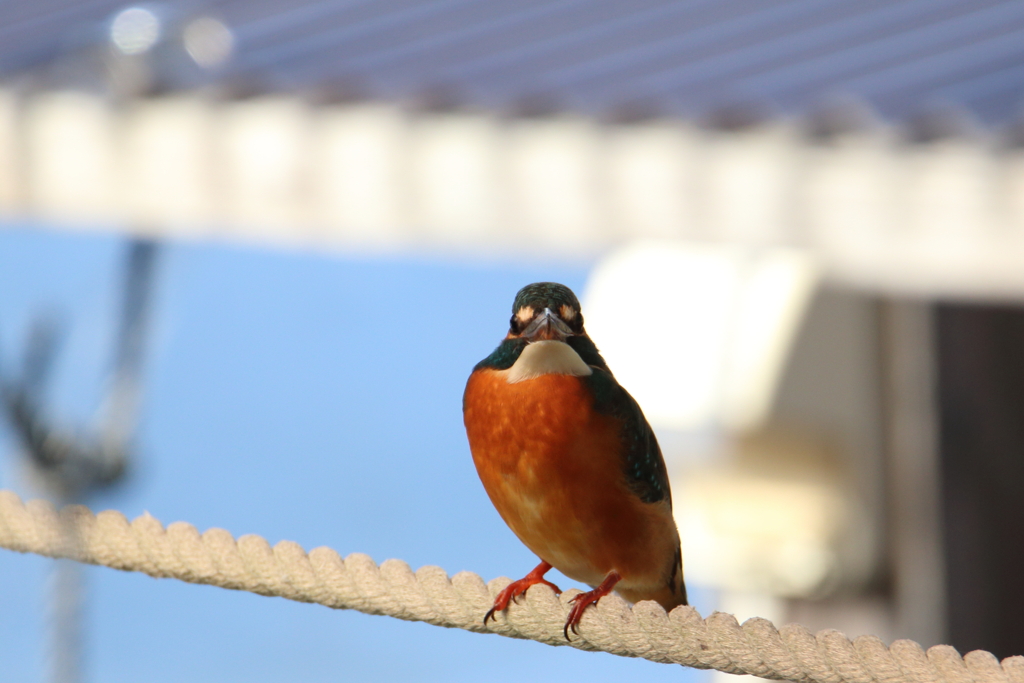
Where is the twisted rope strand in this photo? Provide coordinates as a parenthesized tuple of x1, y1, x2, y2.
(0, 490, 1020, 683)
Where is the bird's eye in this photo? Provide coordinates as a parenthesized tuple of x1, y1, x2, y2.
(509, 315, 520, 334)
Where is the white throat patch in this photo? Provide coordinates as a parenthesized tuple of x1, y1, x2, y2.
(506, 340, 593, 384)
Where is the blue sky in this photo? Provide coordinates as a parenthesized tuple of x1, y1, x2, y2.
(0, 226, 711, 682)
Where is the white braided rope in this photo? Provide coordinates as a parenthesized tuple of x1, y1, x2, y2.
(0, 490, 1020, 683)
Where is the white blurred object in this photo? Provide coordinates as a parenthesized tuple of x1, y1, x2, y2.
(110, 7, 161, 56)
(721, 250, 821, 430)
(675, 468, 846, 596)
(183, 17, 234, 68)
(674, 429, 872, 598)
(583, 241, 819, 432)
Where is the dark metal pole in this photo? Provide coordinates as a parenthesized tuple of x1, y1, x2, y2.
(0, 237, 160, 683)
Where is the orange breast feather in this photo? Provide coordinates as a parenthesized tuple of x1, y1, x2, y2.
(464, 368, 678, 595)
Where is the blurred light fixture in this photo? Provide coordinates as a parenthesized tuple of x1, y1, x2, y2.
(583, 240, 819, 432)
(676, 466, 845, 596)
(672, 430, 873, 598)
(110, 7, 162, 56)
(183, 17, 234, 68)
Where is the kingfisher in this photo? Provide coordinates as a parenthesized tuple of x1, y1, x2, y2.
(463, 282, 686, 639)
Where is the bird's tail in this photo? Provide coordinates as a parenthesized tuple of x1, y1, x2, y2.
(618, 545, 687, 612)
(663, 544, 688, 609)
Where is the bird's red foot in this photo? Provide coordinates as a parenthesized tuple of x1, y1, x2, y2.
(484, 560, 561, 625)
(563, 571, 621, 640)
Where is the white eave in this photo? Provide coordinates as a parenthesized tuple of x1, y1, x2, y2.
(2, 88, 1024, 300)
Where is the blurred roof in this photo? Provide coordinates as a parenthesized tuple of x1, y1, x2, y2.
(3, 0, 1024, 129)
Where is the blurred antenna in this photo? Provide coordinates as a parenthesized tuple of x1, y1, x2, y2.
(100, 238, 158, 470)
(1, 238, 159, 495)
(0, 237, 160, 683)
(21, 315, 62, 397)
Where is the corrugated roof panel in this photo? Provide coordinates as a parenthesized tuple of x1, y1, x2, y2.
(1, 0, 1022, 127)
(578, 1, 995, 97)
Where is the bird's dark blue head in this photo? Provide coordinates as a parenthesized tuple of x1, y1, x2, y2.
(508, 282, 585, 341)
(472, 281, 607, 372)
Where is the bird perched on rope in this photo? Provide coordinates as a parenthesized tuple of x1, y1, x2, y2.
(463, 282, 686, 639)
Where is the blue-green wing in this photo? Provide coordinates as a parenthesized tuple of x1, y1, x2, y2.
(585, 367, 671, 506)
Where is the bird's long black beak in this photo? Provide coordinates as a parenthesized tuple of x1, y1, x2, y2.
(521, 308, 573, 342)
